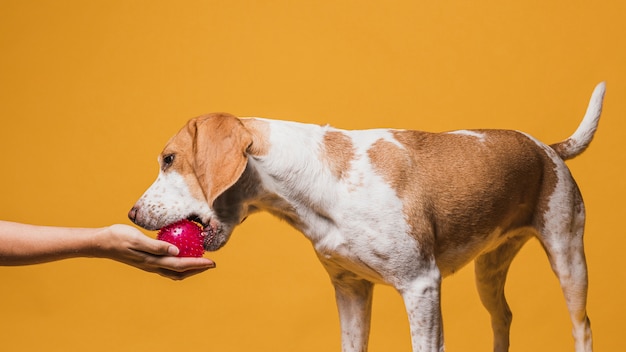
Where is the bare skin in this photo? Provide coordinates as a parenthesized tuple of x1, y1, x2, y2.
(0, 220, 215, 280)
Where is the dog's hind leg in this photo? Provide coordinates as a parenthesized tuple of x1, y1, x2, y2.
(474, 234, 531, 352)
(540, 232, 592, 350)
(537, 181, 593, 351)
(545, 242, 592, 352)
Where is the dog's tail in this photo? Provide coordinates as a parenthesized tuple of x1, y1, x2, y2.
(550, 82, 606, 160)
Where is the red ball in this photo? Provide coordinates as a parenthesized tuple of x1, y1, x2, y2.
(157, 219, 205, 257)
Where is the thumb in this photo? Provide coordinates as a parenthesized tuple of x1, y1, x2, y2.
(139, 236, 180, 256)
(164, 243, 180, 256)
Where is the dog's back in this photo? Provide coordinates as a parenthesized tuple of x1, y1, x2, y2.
(129, 82, 605, 352)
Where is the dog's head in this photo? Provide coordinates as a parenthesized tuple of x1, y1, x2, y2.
(128, 112, 254, 251)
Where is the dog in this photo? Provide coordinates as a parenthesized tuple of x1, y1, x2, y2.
(129, 82, 605, 352)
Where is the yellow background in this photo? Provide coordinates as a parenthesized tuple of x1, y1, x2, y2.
(1, 1, 624, 351)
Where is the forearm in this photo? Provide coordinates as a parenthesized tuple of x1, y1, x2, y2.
(0, 220, 216, 279)
(0, 220, 102, 265)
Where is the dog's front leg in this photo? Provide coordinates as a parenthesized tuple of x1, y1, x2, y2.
(399, 268, 444, 352)
(331, 275, 374, 352)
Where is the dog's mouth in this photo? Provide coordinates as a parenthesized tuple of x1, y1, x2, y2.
(186, 214, 218, 250)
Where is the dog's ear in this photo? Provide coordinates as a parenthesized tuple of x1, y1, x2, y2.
(189, 113, 252, 206)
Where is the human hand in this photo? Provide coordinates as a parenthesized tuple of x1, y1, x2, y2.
(93, 224, 216, 280)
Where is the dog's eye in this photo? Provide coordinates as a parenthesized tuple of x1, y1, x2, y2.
(162, 154, 175, 168)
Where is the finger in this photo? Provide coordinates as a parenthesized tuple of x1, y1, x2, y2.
(149, 256, 216, 272)
(133, 236, 179, 256)
(157, 267, 213, 281)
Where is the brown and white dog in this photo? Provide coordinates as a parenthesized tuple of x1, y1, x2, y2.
(129, 83, 605, 352)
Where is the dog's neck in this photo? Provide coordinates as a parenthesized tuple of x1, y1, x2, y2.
(242, 119, 340, 240)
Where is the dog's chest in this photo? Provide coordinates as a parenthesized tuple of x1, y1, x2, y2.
(305, 206, 425, 285)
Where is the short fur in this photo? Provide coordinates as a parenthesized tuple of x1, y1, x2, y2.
(129, 83, 605, 352)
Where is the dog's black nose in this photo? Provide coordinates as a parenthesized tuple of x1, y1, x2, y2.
(128, 206, 138, 223)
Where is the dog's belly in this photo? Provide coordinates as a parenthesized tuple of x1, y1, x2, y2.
(316, 224, 536, 287)
(434, 226, 535, 277)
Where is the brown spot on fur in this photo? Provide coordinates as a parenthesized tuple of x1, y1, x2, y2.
(242, 118, 271, 156)
(550, 139, 575, 160)
(367, 138, 414, 196)
(368, 130, 547, 274)
(322, 131, 355, 180)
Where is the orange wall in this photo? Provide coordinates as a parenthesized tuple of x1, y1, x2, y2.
(1, 1, 624, 351)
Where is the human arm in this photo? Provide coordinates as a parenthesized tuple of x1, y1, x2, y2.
(0, 220, 215, 280)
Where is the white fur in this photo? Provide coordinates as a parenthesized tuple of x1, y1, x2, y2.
(132, 171, 211, 230)
(568, 82, 605, 155)
(130, 84, 604, 352)
(448, 129, 487, 141)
